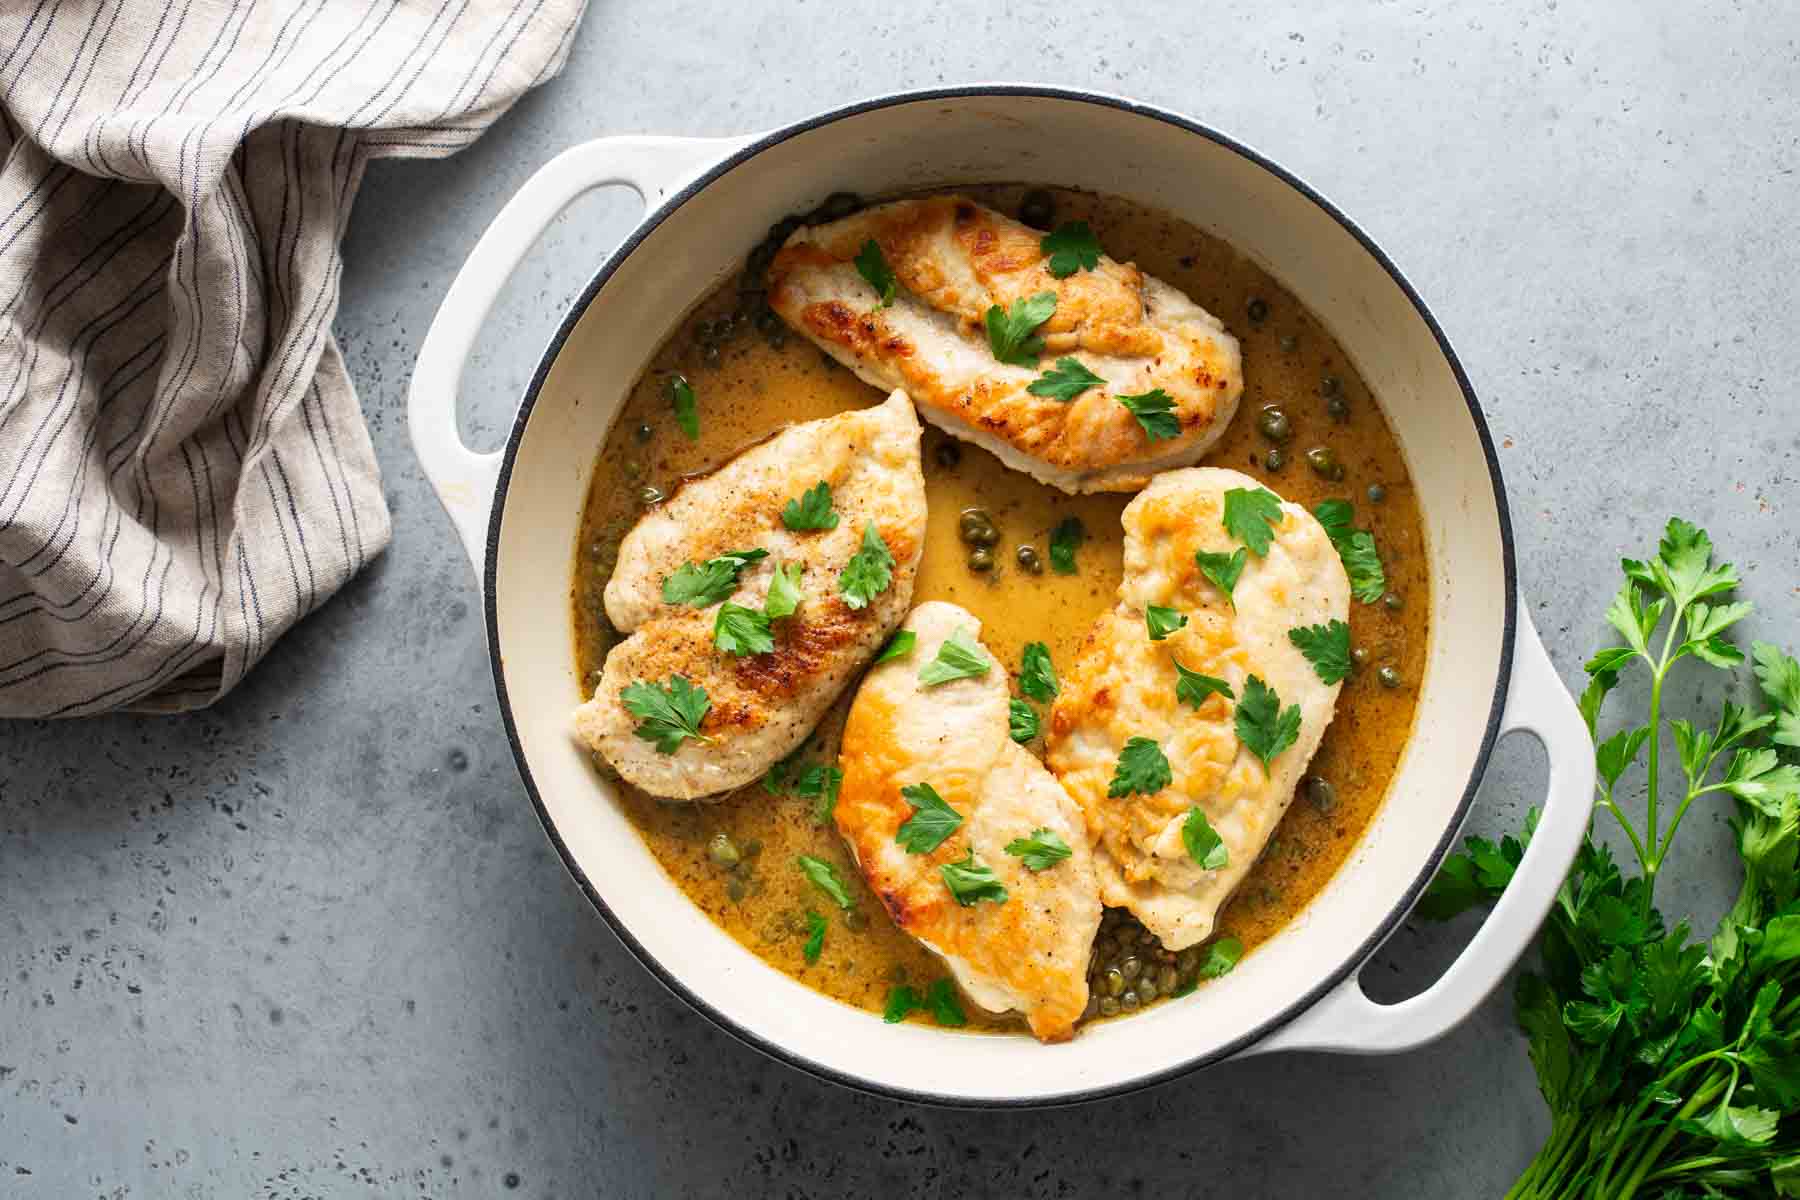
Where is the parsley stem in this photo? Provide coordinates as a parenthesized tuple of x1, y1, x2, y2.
(1638, 607, 1685, 905)
(1597, 791, 1647, 868)
(1611, 1071, 1729, 1199)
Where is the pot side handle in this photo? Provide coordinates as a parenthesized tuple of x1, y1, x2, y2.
(408, 134, 755, 574)
(1249, 608, 1596, 1056)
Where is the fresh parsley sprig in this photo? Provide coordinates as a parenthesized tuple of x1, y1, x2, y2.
(620, 676, 711, 754)
(1109, 736, 1172, 798)
(1009, 698, 1041, 744)
(1289, 620, 1352, 685)
(669, 374, 699, 439)
(896, 782, 962, 854)
(1235, 675, 1301, 772)
(661, 548, 769, 607)
(854, 239, 897, 308)
(1222, 487, 1285, 557)
(918, 629, 990, 686)
(782, 480, 840, 531)
(839, 522, 896, 609)
(1194, 547, 1246, 606)
(1040, 221, 1102, 277)
(1174, 660, 1233, 710)
(985, 291, 1057, 366)
(1118, 388, 1181, 441)
(1049, 516, 1084, 574)
(1028, 357, 1105, 402)
(1019, 642, 1058, 701)
(1181, 807, 1228, 870)
(1146, 605, 1188, 641)
(1005, 828, 1072, 871)
(1420, 517, 1800, 1199)
(941, 850, 1008, 907)
(1313, 499, 1386, 603)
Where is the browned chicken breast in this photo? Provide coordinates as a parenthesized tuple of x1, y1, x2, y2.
(1046, 468, 1349, 950)
(575, 390, 926, 799)
(766, 195, 1243, 493)
(835, 601, 1103, 1041)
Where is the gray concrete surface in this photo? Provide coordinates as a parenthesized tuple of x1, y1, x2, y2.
(5, 2, 1798, 1196)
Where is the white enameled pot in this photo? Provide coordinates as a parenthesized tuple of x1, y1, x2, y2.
(409, 87, 1594, 1106)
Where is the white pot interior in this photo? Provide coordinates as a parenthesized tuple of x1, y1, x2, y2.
(486, 93, 1511, 1103)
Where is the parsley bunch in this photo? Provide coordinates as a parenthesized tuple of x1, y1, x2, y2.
(1424, 519, 1800, 1198)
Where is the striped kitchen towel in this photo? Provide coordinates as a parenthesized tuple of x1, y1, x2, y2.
(0, 0, 586, 717)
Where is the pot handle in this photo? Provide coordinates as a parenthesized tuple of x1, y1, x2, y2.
(1249, 608, 1595, 1056)
(408, 134, 754, 573)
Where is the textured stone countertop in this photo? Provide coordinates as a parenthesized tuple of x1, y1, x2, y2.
(5, 2, 1798, 1196)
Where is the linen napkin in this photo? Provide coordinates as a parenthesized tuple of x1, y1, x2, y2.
(0, 0, 586, 717)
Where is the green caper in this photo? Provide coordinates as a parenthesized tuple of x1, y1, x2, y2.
(934, 441, 962, 469)
(967, 547, 995, 573)
(1247, 297, 1269, 324)
(754, 308, 782, 336)
(741, 838, 763, 859)
(1137, 978, 1159, 1003)
(1099, 996, 1120, 1017)
(694, 318, 717, 344)
(726, 875, 748, 902)
(958, 508, 999, 546)
(634, 423, 654, 443)
(1383, 591, 1404, 612)
(1121, 991, 1141, 1012)
(638, 484, 665, 506)
(707, 833, 740, 868)
(760, 915, 791, 943)
(714, 313, 738, 341)
(1367, 483, 1387, 503)
(1019, 189, 1056, 230)
(765, 325, 787, 349)
(744, 242, 776, 283)
(1175, 947, 1199, 974)
(1352, 645, 1372, 668)
(1256, 406, 1291, 443)
(1304, 775, 1337, 812)
(623, 461, 641, 480)
(1327, 395, 1350, 422)
(1305, 446, 1345, 481)
(1264, 448, 1286, 472)
(1320, 373, 1343, 396)
(816, 191, 862, 221)
(1103, 968, 1125, 997)
(843, 908, 868, 932)
(1279, 334, 1298, 353)
(1016, 545, 1042, 574)
(1157, 965, 1179, 993)
(1120, 956, 1143, 981)
(1378, 665, 1402, 689)
(701, 343, 722, 367)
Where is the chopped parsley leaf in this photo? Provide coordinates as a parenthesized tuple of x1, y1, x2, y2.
(984, 290, 1057, 366)
(620, 676, 711, 754)
(1108, 736, 1172, 798)
(896, 782, 963, 854)
(1027, 356, 1105, 402)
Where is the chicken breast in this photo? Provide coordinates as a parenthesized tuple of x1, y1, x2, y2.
(576, 390, 926, 800)
(835, 601, 1103, 1041)
(1046, 468, 1350, 950)
(766, 195, 1243, 494)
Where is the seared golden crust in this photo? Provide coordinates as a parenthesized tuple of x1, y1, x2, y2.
(768, 196, 1243, 494)
(1045, 468, 1350, 950)
(835, 602, 1102, 1041)
(575, 391, 926, 800)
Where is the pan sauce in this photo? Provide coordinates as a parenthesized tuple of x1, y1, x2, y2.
(571, 187, 1428, 1031)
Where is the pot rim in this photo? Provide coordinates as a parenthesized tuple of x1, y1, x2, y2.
(480, 83, 1517, 1108)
